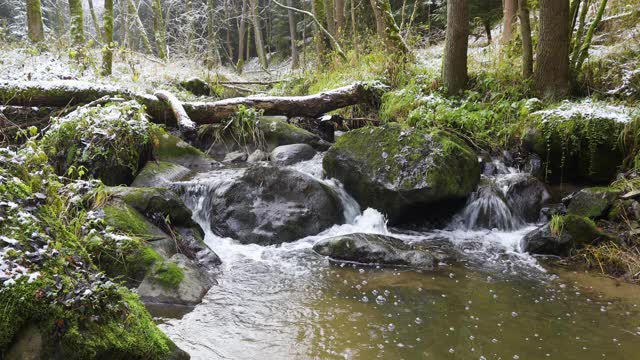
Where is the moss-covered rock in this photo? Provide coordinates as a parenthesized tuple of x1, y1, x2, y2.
(150, 127, 218, 170)
(0, 145, 187, 358)
(179, 77, 211, 96)
(138, 254, 213, 306)
(523, 100, 630, 183)
(132, 161, 191, 188)
(313, 233, 454, 269)
(197, 116, 329, 160)
(566, 187, 621, 218)
(40, 101, 154, 186)
(323, 124, 481, 223)
(521, 214, 618, 256)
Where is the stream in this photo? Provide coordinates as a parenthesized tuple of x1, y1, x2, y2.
(156, 155, 640, 360)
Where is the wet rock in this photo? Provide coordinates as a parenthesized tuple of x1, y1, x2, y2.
(566, 187, 621, 218)
(323, 124, 480, 224)
(539, 203, 567, 222)
(247, 149, 269, 163)
(288, 116, 335, 142)
(223, 151, 248, 163)
(108, 186, 196, 227)
(180, 77, 211, 96)
(138, 254, 214, 306)
(205, 165, 344, 245)
(270, 143, 316, 166)
(313, 233, 452, 269)
(132, 161, 191, 188)
(608, 199, 640, 222)
(504, 174, 551, 222)
(521, 215, 618, 256)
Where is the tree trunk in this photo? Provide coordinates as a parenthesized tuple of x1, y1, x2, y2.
(351, 0, 358, 56)
(207, 0, 222, 67)
(68, 0, 85, 45)
(502, 0, 517, 43)
(335, 0, 345, 36)
(519, 0, 533, 78)
(324, 0, 336, 37)
(238, 0, 248, 66)
(287, 0, 300, 69)
(534, 0, 570, 99)
(371, 0, 409, 54)
(571, 0, 590, 66)
(27, 0, 45, 42)
(127, 0, 153, 53)
(87, 0, 102, 41)
(152, 0, 167, 59)
(311, 0, 328, 63)
(484, 19, 492, 44)
(442, 0, 469, 95)
(248, 0, 269, 68)
(369, 0, 385, 38)
(154, 90, 196, 132)
(55, 0, 65, 37)
(0, 80, 388, 125)
(101, 0, 114, 76)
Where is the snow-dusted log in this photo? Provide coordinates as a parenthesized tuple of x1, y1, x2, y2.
(0, 80, 388, 125)
(154, 90, 196, 131)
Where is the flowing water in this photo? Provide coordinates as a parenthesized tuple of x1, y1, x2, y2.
(157, 155, 640, 359)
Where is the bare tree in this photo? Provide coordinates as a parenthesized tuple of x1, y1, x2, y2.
(248, 0, 268, 68)
(287, 0, 300, 69)
(502, 0, 516, 43)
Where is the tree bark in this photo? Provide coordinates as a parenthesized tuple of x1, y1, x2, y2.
(238, 0, 248, 66)
(335, 0, 345, 36)
(375, 0, 410, 54)
(287, 0, 300, 69)
(369, 0, 385, 38)
(101, 0, 114, 76)
(534, 0, 570, 99)
(502, 0, 517, 43)
(442, 0, 469, 95)
(248, 0, 269, 68)
(152, 0, 167, 59)
(68, 0, 85, 45)
(324, 0, 336, 37)
(519, 0, 533, 78)
(207, 0, 222, 67)
(127, 0, 153, 54)
(484, 19, 492, 44)
(0, 80, 388, 125)
(154, 90, 196, 132)
(311, 0, 327, 62)
(27, 0, 45, 42)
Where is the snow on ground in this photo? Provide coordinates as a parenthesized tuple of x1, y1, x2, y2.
(534, 99, 637, 123)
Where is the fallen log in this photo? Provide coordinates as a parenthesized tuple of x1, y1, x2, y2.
(154, 90, 196, 132)
(0, 80, 388, 125)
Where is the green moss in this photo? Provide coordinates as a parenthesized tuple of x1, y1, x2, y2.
(103, 203, 151, 237)
(150, 127, 204, 161)
(153, 262, 185, 289)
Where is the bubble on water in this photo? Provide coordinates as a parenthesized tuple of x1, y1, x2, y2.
(372, 289, 379, 296)
(491, 338, 498, 343)
(384, 290, 390, 296)
(449, 327, 455, 331)
(355, 284, 362, 290)
(362, 280, 368, 285)
(449, 273, 455, 278)
(513, 356, 520, 359)
(415, 317, 423, 325)
(376, 296, 386, 305)
(361, 296, 369, 303)
(397, 343, 404, 348)
(388, 323, 395, 331)
(448, 348, 455, 353)
(469, 335, 475, 340)
(358, 268, 365, 274)
(511, 312, 518, 317)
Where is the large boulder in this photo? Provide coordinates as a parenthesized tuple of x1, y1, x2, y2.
(522, 101, 628, 183)
(521, 214, 618, 256)
(180, 77, 211, 96)
(203, 165, 344, 245)
(270, 143, 316, 166)
(313, 233, 454, 269)
(40, 101, 152, 186)
(566, 187, 621, 218)
(323, 124, 481, 223)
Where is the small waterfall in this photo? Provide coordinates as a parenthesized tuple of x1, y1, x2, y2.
(453, 158, 530, 231)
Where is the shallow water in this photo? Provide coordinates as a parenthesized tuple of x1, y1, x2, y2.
(158, 157, 640, 360)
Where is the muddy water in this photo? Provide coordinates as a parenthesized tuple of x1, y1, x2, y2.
(157, 156, 640, 360)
